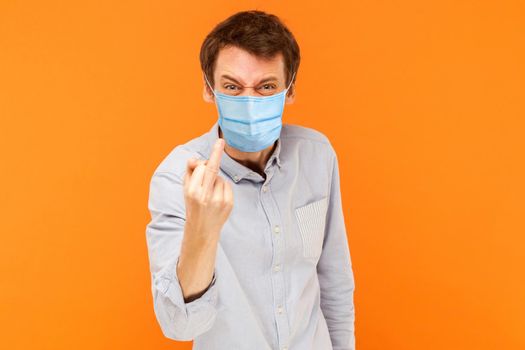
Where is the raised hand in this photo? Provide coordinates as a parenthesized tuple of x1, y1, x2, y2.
(182, 138, 234, 243)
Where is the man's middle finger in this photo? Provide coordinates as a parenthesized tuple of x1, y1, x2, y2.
(202, 138, 224, 193)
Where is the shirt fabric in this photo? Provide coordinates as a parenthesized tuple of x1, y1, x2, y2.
(145, 120, 356, 350)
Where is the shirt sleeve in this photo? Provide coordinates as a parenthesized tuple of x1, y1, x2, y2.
(317, 145, 356, 350)
(145, 170, 219, 341)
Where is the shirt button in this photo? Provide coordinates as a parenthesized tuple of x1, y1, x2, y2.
(277, 305, 283, 314)
(262, 185, 267, 192)
(233, 175, 239, 181)
(274, 225, 280, 234)
(273, 264, 281, 272)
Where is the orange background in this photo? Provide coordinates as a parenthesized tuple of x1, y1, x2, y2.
(1, 1, 524, 349)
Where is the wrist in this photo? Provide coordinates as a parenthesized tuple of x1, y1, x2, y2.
(182, 226, 219, 251)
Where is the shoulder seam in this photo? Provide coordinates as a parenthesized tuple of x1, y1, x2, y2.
(281, 135, 330, 145)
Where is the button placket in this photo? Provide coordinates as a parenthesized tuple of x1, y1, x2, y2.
(259, 175, 290, 348)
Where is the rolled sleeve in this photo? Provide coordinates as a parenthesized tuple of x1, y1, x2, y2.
(146, 171, 219, 341)
(317, 145, 356, 350)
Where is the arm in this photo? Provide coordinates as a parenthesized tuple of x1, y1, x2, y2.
(317, 146, 356, 350)
(146, 171, 219, 341)
(177, 227, 219, 303)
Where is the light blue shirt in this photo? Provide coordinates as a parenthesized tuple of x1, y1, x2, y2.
(145, 121, 355, 350)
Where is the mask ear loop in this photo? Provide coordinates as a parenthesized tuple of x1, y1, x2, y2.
(203, 73, 216, 97)
(285, 71, 297, 95)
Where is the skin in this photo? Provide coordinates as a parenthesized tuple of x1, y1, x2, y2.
(177, 46, 296, 302)
(177, 139, 233, 302)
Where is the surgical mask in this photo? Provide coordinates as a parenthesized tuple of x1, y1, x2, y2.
(204, 72, 295, 152)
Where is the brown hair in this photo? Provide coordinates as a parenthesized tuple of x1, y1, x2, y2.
(200, 10, 300, 91)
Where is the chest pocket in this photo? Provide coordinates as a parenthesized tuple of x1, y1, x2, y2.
(294, 196, 329, 259)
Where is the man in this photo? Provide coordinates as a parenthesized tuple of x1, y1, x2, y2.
(145, 10, 355, 350)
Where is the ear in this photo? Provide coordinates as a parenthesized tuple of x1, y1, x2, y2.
(285, 84, 296, 104)
(203, 78, 215, 103)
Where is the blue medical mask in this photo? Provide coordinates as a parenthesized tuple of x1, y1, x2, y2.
(204, 72, 295, 152)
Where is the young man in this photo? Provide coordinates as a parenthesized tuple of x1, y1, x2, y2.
(146, 10, 355, 350)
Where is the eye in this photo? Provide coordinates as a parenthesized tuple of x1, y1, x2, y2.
(259, 83, 277, 90)
(224, 84, 240, 90)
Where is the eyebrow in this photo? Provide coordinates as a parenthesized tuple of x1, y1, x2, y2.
(220, 74, 279, 86)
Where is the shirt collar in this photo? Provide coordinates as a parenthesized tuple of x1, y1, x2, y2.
(197, 120, 282, 183)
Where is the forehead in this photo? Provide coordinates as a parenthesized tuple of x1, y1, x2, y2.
(214, 45, 286, 84)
